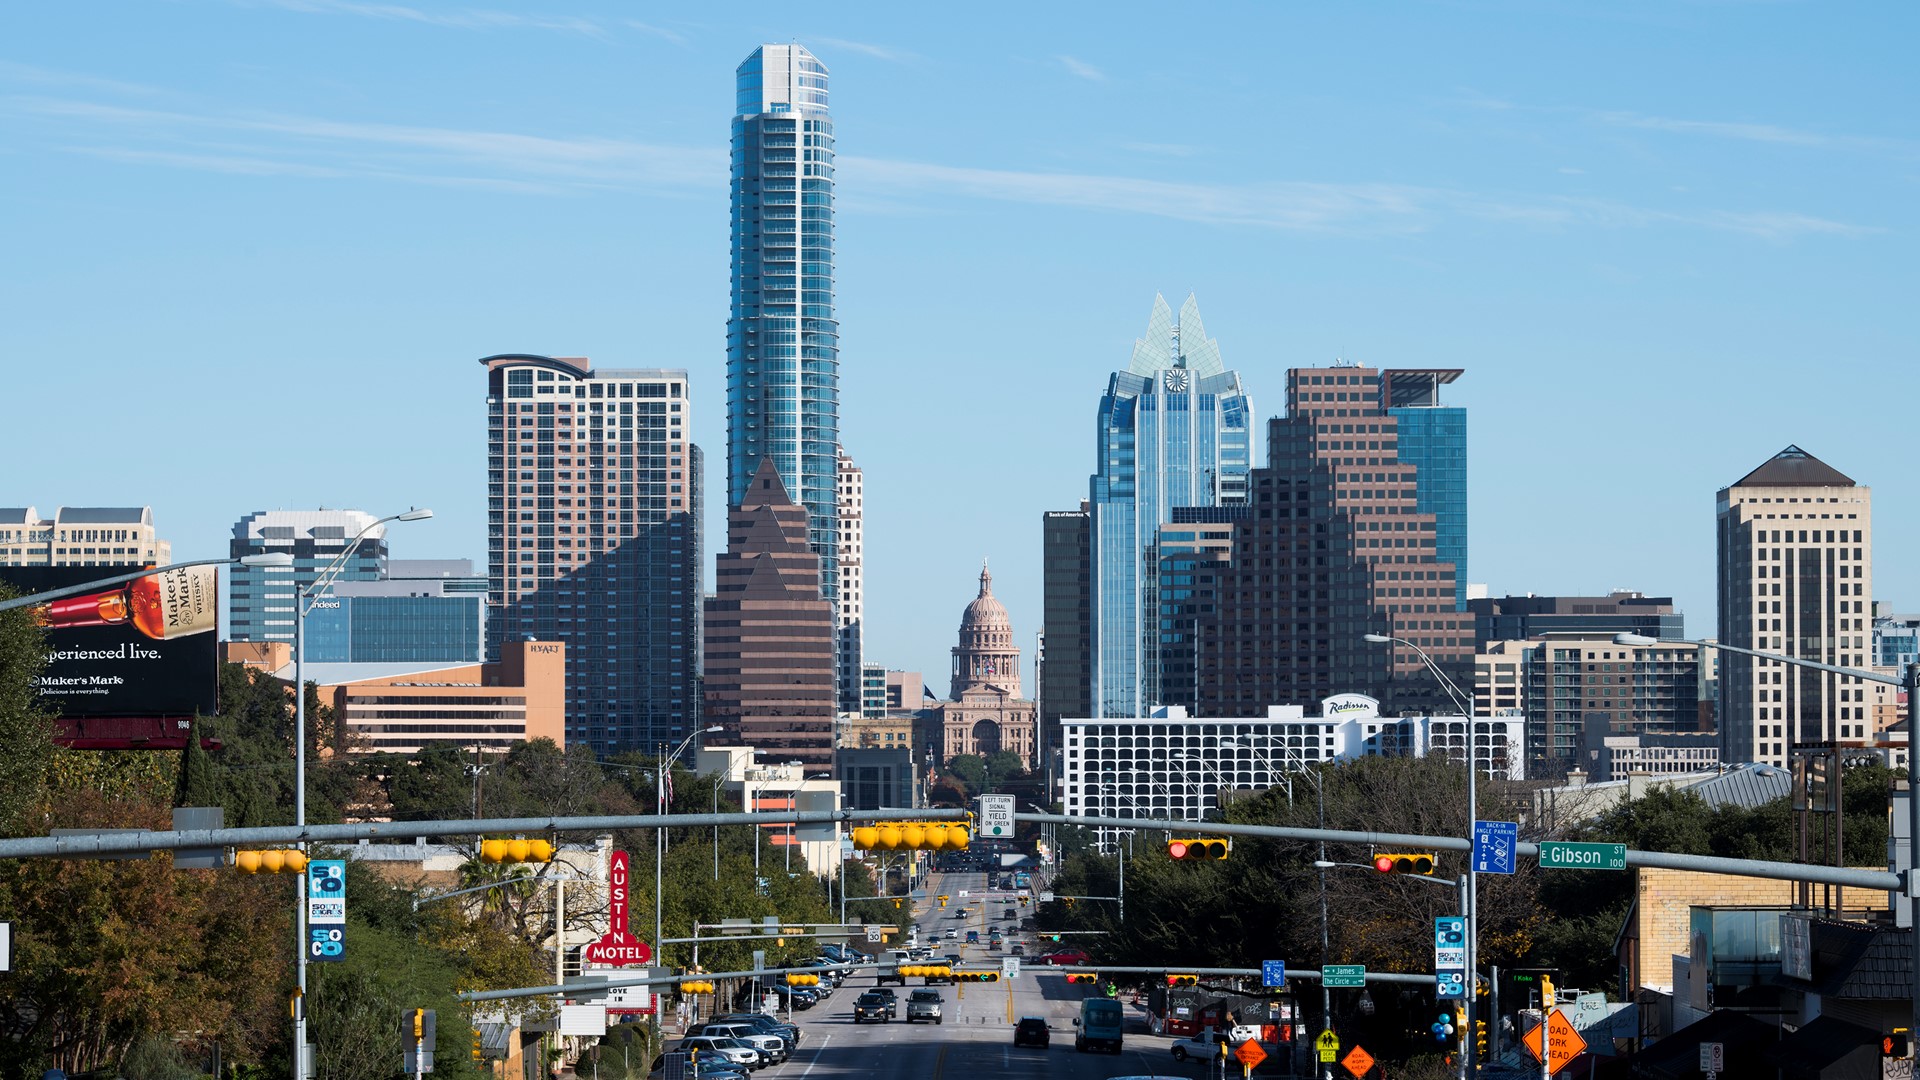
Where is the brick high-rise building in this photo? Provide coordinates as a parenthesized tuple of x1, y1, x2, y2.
(480, 354, 701, 755)
(1199, 365, 1472, 717)
(1717, 445, 1873, 766)
(705, 459, 838, 772)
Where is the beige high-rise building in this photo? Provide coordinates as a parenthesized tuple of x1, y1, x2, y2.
(1716, 445, 1873, 766)
(836, 447, 864, 713)
(0, 507, 171, 567)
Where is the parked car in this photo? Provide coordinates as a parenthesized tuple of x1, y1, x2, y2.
(853, 990, 897, 1023)
(691, 1023, 787, 1064)
(906, 989, 944, 1025)
(677, 1036, 760, 1070)
(712, 1014, 801, 1047)
(1013, 1016, 1050, 1048)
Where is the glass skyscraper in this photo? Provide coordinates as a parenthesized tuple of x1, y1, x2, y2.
(729, 44, 839, 602)
(1384, 369, 1467, 609)
(1090, 294, 1252, 718)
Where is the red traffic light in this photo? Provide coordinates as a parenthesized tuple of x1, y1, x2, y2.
(1373, 853, 1436, 875)
(1169, 840, 1189, 859)
(1374, 854, 1395, 873)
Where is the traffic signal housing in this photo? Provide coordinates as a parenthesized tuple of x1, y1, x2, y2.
(680, 979, 715, 994)
(849, 822, 971, 851)
(1373, 852, 1436, 875)
(234, 849, 308, 874)
(1166, 974, 1198, 987)
(1167, 838, 1231, 860)
(1884, 1029, 1911, 1060)
(1065, 973, 1098, 985)
(480, 838, 555, 864)
(786, 973, 820, 986)
(955, 971, 998, 982)
(470, 1028, 483, 1061)
(1475, 1020, 1489, 1057)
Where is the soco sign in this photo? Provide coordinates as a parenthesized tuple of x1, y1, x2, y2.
(581, 850, 652, 966)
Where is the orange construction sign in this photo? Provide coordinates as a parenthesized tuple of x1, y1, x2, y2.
(1522, 1008, 1588, 1073)
(1340, 1044, 1376, 1078)
(1234, 1040, 1268, 1069)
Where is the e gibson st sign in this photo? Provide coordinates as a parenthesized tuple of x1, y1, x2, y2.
(581, 850, 652, 966)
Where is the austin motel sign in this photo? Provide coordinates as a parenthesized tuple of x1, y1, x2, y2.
(581, 850, 652, 966)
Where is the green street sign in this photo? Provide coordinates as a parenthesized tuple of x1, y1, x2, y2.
(1323, 964, 1366, 988)
(1538, 841, 1627, 870)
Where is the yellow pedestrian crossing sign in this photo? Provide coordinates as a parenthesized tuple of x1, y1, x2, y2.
(1316, 1029, 1340, 1062)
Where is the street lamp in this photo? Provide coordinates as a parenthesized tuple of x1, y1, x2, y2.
(657, 725, 724, 966)
(1172, 751, 1235, 816)
(290, 507, 431, 1080)
(1363, 632, 1477, 1080)
(1615, 631, 1920, 1039)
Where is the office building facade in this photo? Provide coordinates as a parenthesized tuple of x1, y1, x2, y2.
(1383, 370, 1467, 608)
(703, 459, 837, 772)
(304, 560, 488, 664)
(1152, 508, 1244, 712)
(1039, 506, 1092, 753)
(229, 509, 389, 644)
(836, 447, 864, 713)
(1514, 637, 1708, 776)
(1468, 591, 1683, 648)
(1199, 365, 1473, 718)
(1090, 294, 1252, 717)
(729, 44, 840, 602)
(294, 639, 565, 756)
(481, 354, 701, 756)
(1716, 445, 1873, 766)
(0, 507, 171, 567)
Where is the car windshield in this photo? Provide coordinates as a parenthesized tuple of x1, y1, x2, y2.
(910, 991, 940, 1002)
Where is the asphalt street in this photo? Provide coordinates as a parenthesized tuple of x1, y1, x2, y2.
(745, 868, 1242, 1080)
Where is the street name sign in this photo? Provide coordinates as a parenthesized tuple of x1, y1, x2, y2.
(1474, 819, 1519, 875)
(1262, 960, 1287, 988)
(1538, 842, 1628, 871)
(979, 795, 1015, 838)
(1324, 964, 1366, 988)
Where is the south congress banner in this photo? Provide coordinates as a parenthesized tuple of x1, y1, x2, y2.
(4, 564, 219, 720)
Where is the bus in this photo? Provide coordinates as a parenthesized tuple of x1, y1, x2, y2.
(1012, 871, 1031, 890)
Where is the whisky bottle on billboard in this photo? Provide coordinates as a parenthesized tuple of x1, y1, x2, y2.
(29, 564, 218, 640)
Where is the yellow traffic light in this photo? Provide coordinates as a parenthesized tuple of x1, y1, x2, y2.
(1168, 838, 1231, 860)
(939, 895, 949, 907)
(1541, 975, 1556, 1007)
(480, 837, 555, 864)
(1166, 974, 1198, 987)
(1373, 852, 1437, 875)
(892, 899, 902, 909)
(850, 822, 971, 852)
(1475, 1020, 1488, 1056)
(1066, 973, 1098, 984)
(235, 849, 308, 874)
(680, 980, 715, 994)
(471, 1028, 483, 1061)
(786, 973, 819, 986)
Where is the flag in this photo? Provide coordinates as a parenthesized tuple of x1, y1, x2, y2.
(662, 766, 674, 810)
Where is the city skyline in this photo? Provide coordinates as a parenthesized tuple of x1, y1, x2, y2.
(6, 3, 1916, 695)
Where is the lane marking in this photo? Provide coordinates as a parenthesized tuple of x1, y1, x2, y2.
(794, 1032, 831, 1078)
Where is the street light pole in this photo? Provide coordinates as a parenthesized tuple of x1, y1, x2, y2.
(1615, 633, 1920, 1043)
(291, 508, 431, 1080)
(655, 726, 723, 968)
(1364, 633, 1476, 1080)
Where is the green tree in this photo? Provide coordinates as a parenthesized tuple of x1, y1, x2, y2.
(0, 583, 56, 836)
(944, 754, 986, 792)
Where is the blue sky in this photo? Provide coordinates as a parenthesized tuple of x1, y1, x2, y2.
(4, 1, 1915, 696)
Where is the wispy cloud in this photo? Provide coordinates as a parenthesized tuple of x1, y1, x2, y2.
(1122, 142, 1199, 158)
(811, 36, 916, 63)
(0, 62, 163, 98)
(1056, 55, 1106, 82)
(1596, 110, 1839, 147)
(6, 90, 1870, 240)
(239, 0, 606, 36)
(624, 20, 687, 46)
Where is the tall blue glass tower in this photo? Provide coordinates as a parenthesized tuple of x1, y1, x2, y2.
(729, 44, 839, 601)
(1384, 369, 1468, 608)
(1089, 294, 1252, 718)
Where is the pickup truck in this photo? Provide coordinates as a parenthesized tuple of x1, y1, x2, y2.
(905, 989, 944, 1025)
(1171, 1026, 1269, 1063)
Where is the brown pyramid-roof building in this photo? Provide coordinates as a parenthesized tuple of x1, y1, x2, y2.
(1731, 445, 1856, 489)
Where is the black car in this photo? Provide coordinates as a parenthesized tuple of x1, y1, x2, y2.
(1013, 1017, 1050, 1048)
(853, 991, 895, 1023)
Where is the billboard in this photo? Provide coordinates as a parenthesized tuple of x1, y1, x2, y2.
(0, 564, 219, 742)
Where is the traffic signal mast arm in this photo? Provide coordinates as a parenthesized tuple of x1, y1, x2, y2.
(7, 808, 1898, 898)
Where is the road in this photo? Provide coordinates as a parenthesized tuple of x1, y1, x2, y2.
(727, 868, 1255, 1080)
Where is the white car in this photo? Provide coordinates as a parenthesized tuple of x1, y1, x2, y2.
(678, 1036, 760, 1070)
(1170, 1026, 1266, 1062)
(692, 1024, 787, 1063)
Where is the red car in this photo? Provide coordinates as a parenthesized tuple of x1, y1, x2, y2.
(1038, 948, 1092, 966)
